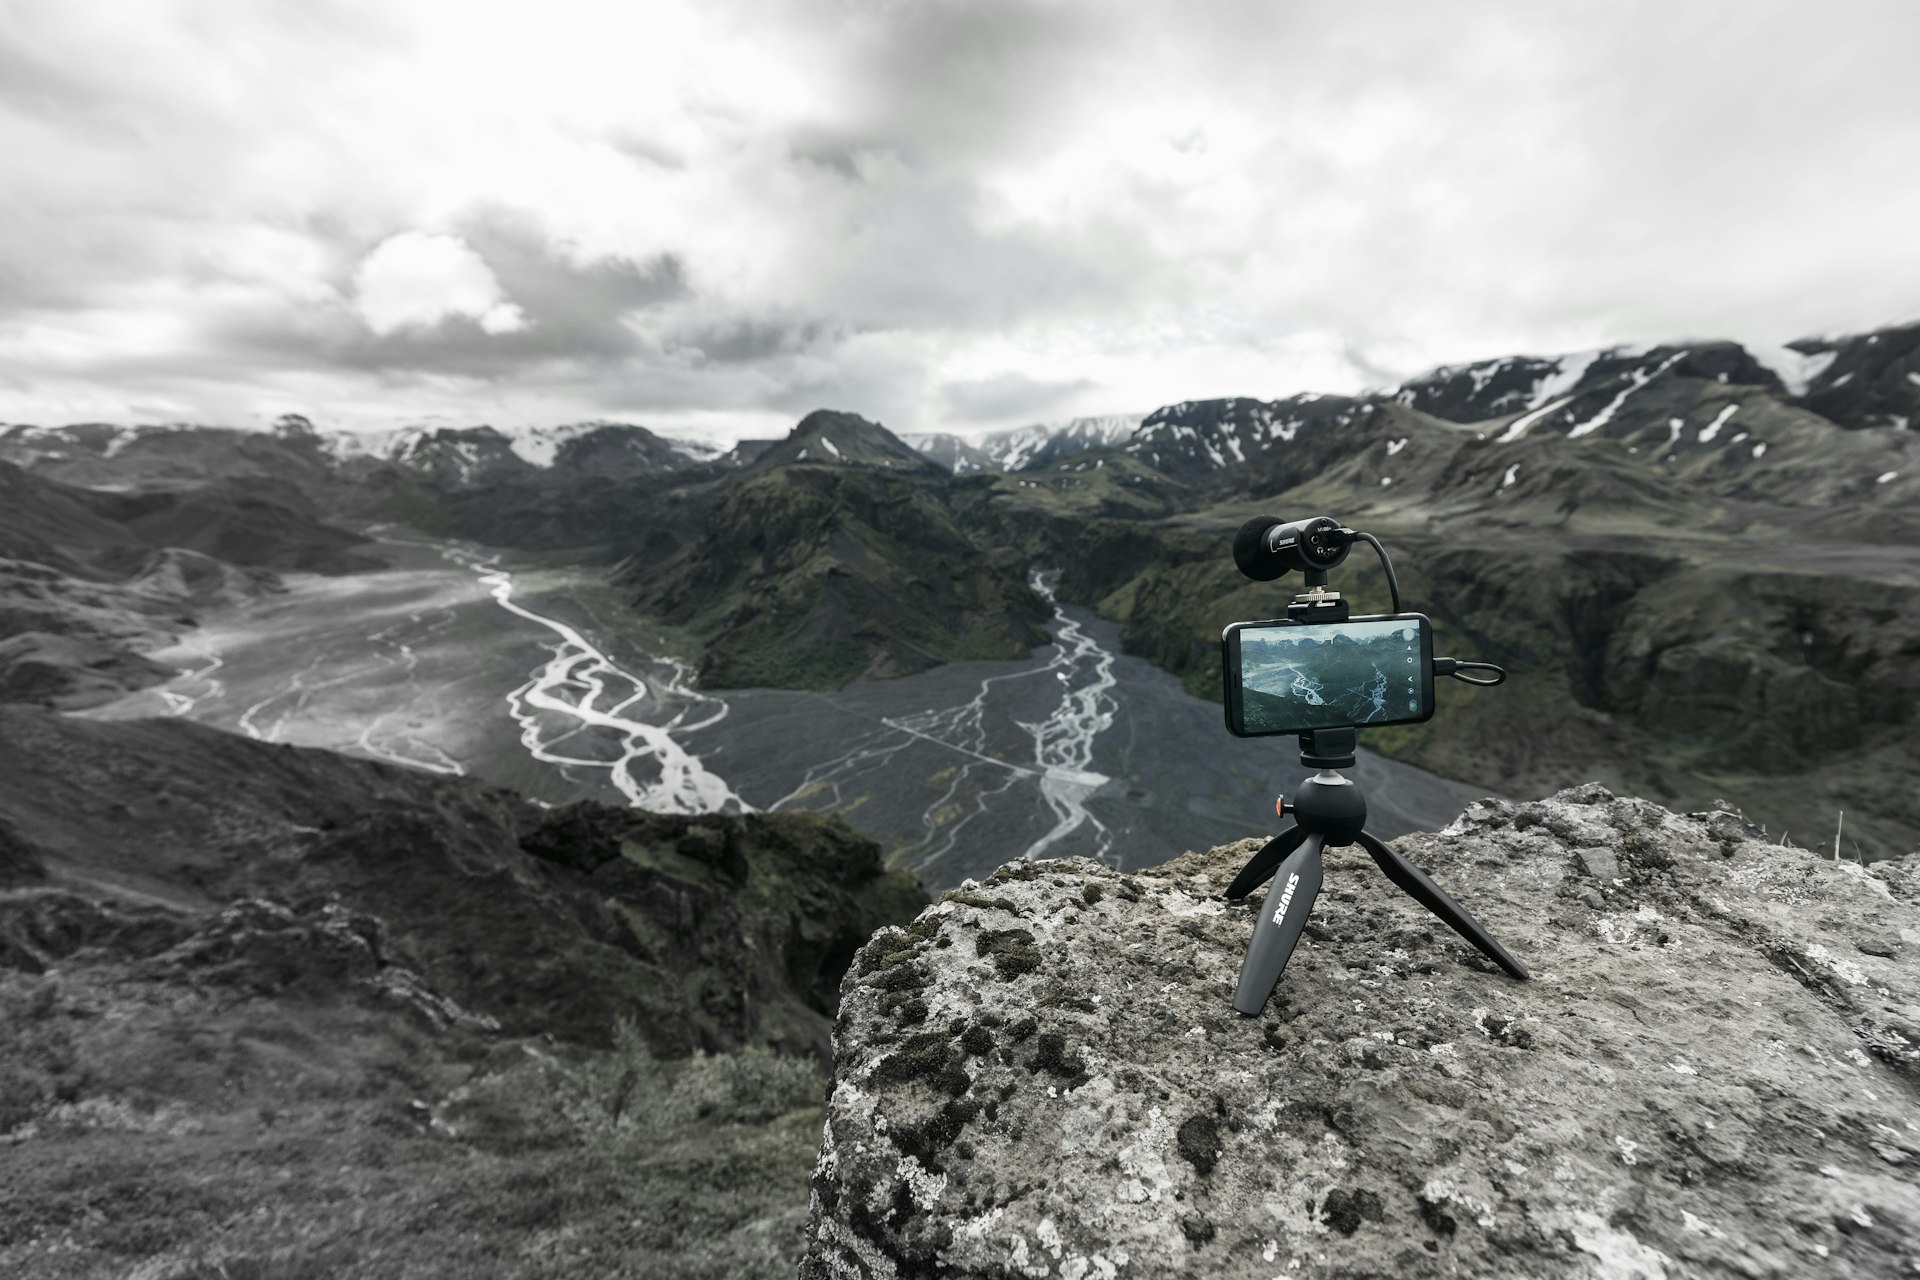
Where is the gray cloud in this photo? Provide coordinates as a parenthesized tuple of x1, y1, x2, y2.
(824, 0, 1110, 163)
(2, 0, 1918, 436)
(669, 317, 838, 364)
(941, 372, 1093, 422)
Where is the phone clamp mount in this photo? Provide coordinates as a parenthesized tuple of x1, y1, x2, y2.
(1225, 514, 1529, 1017)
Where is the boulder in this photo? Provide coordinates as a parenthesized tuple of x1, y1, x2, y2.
(804, 784, 1920, 1279)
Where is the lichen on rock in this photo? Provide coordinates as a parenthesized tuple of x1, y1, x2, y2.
(804, 784, 1920, 1279)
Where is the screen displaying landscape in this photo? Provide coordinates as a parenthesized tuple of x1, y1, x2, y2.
(1237, 618, 1426, 734)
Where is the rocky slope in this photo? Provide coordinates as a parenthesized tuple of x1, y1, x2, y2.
(804, 784, 1920, 1279)
(1789, 322, 1920, 431)
(0, 709, 927, 1277)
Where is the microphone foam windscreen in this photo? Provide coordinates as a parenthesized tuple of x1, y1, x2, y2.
(1233, 515, 1290, 581)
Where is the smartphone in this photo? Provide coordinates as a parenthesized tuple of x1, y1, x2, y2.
(1221, 613, 1435, 737)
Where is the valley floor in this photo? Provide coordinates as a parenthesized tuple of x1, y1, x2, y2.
(81, 527, 1493, 890)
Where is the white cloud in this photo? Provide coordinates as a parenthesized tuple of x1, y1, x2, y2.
(351, 232, 526, 336)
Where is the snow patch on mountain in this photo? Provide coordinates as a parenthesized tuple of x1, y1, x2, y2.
(1749, 344, 1839, 397)
(317, 421, 708, 474)
(1528, 350, 1603, 409)
(1496, 397, 1572, 444)
(1566, 354, 1684, 439)
(900, 414, 1144, 474)
(1698, 404, 1740, 444)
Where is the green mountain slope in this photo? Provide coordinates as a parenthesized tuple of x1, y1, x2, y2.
(630, 460, 1048, 689)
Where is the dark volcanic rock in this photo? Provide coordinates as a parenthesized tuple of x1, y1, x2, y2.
(1793, 323, 1920, 431)
(805, 785, 1920, 1279)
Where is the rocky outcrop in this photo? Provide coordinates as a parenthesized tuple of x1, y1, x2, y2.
(804, 785, 1920, 1279)
(0, 707, 927, 1055)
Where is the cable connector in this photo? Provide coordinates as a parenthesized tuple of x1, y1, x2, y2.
(1435, 656, 1506, 686)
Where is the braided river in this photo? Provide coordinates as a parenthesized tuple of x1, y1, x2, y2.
(86, 529, 1491, 890)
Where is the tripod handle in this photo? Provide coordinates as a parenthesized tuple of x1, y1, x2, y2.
(1232, 832, 1325, 1016)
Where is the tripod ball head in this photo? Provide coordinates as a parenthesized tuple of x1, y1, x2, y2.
(1232, 515, 1352, 582)
(1292, 773, 1367, 845)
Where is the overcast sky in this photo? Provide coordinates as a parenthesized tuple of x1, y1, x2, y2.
(2, 0, 1917, 443)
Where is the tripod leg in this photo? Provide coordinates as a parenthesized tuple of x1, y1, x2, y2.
(1232, 833, 1325, 1016)
(1355, 831, 1530, 980)
(1225, 826, 1310, 900)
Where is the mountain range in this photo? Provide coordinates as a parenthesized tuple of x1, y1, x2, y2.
(2, 320, 1917, 853)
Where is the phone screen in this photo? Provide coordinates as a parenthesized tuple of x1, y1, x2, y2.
(1222, 613, 1434, 737)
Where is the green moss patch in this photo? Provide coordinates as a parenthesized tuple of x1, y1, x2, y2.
(1029, 1032, 1090, 1089)
(873, 1032, 956, 1086)
(868, 961, 931, 994)
(976, 928, 1042, 980)
(859, 925, 935, 977)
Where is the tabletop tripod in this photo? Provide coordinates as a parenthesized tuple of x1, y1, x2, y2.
(1225, 723, 1530, 1015)
(1223, 513, 1529, 1016)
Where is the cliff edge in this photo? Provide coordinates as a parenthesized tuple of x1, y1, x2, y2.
(804, 784, 1920, 1279)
